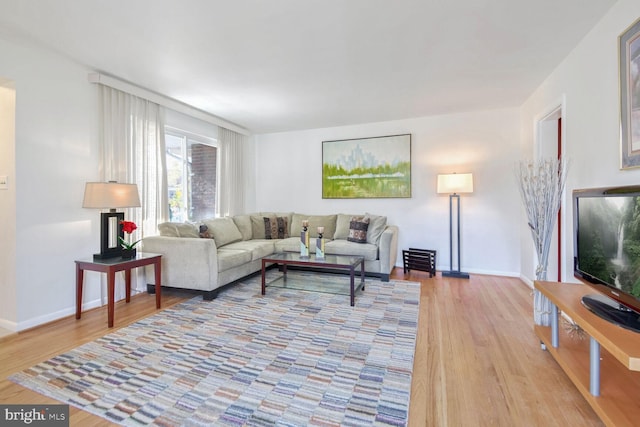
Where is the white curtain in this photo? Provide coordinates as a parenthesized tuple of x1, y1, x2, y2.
(218, 127, 246, 216)
(99, 85, 168, 299)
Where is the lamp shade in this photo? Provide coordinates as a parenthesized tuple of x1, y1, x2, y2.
(437, 173, 474, 194)
(82, 182, 141, 209)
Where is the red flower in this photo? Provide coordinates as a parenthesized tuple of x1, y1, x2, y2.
(119, 220, 140, 250)
(121, 220, 137, 234)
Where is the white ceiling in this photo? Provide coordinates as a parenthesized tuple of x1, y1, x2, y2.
(0, 0, 617, 134)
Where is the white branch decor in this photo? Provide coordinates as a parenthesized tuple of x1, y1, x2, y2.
(516, 157, 568, 326)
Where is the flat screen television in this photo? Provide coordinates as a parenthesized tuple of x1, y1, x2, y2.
(573, 185, 640, 332)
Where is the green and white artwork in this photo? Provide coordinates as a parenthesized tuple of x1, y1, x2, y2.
(322, 134, 411, 198)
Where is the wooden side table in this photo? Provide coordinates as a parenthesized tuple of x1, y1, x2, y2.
(75, 252, 162, 327)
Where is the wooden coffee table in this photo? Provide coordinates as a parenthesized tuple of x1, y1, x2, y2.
(261, 253, 365, 306)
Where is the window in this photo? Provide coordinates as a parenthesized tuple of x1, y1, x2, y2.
(165, 127, 218, 222)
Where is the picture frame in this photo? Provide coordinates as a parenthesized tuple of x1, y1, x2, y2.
(620, 17, 640, 169)
(322, 134, 411, 199)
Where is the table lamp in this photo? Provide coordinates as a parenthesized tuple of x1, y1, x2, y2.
(83, 181, 141, 259)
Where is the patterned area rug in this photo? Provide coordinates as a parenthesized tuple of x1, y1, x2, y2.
(11, 272, 420, 426)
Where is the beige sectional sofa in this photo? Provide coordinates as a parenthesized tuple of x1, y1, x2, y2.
(141, 212, 398, 300)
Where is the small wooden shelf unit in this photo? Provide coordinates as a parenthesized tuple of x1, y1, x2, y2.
(534, 280, 640, 427)
(402, 248, 436, 277)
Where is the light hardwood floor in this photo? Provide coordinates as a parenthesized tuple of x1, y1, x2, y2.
(0, 271, 603, 426)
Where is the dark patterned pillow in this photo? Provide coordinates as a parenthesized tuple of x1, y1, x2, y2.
(199, 224, 211, 238)
(347, 216, 369, 243)
(264, 216, 289, 239)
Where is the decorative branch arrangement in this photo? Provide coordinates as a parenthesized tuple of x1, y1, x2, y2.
(516, 157, 568, 326)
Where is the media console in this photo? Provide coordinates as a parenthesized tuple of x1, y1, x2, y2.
(535, 280, 640, 427)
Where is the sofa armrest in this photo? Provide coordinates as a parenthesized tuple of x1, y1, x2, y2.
(378, 225, 398, 275)
(141, 236, 220, 291)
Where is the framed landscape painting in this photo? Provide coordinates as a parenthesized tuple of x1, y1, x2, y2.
(322, 134, 411, 199)
(620, 17, 640, 169)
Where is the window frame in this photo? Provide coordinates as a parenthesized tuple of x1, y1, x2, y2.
(165, 126, 219, 222)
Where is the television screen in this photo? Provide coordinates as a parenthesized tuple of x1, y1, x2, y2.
(576, 195, 640, 296)
(574, 186, 640, 330)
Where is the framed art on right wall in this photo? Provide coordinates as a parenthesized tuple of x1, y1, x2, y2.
(620, 17, 640, 169)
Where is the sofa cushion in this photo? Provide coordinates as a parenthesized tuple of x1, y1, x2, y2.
(224, 240, 276, 261)
(347, 216, 369, 243)
(232, 215, 253, 240)
(250, 215, 268, 239)
(365, 213, 388, 244)
(264, 216, 289, 239)
(217, 248, 252, 271)
(290, 213, 337, 239)
(325, 240, 378, 261)
(158, 222, 200, 238)
(334, 214, 353, 240)
(202, 217, 243, 248)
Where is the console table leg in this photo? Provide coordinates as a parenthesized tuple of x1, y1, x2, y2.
(125, 269, 131, 303)
(590, 337, 600, 396)
(350, 268, 355, 307)
(261, 260, 266, 295)
(76, 265, 83, 319)
(154, 260, 162, 309)
(107, 270, 115, 328)
(551, 304, 559, 348)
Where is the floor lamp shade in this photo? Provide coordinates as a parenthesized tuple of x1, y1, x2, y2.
(83, 182, 141, 259)
(437, 173, 473, 279)
(437, 173, 474, 195)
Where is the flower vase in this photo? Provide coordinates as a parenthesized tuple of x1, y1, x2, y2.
(121, 248, 137, 260)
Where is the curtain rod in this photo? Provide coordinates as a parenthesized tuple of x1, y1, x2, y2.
(88, 72, 251, 136)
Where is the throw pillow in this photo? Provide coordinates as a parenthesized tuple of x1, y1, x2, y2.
(263, 216, 289, 239)
(199, 224, 211, 238)
(347, 216, 370, 244)
(232, 215, 253, 240)
(364, 213, 388, 244)
(250, 214, 268, 239)
(201, 217, 243, 247)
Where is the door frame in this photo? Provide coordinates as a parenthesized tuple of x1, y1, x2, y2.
(533, 95, 566, 281)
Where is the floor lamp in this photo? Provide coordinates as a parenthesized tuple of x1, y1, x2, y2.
(437, 173, 474, 279)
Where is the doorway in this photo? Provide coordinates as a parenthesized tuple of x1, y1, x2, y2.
(536, 104, 564, 282)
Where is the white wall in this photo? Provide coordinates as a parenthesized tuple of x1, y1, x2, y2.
(0, 36, 104, 330)
(520, 0, 640, 285)
(252, 109, 523, 276)
(0, 81, 16, 330)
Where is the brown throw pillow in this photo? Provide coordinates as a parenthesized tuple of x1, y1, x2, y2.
(347, 216, 369, 243)
(264, 216, 289, 239)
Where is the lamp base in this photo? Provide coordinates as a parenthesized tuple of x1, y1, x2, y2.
(442, 270, 470, 279)
(93, 250, 122, 260)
